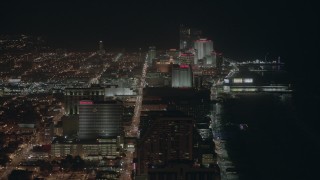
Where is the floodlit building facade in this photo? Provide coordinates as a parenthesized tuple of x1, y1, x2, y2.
(194, 38, 213, 64)
(78, 100, 123, 140)
(172, 64, 193, 88)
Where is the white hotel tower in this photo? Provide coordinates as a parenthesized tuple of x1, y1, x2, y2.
(194, 38, 213, 64)
(172, 64, 193, 88)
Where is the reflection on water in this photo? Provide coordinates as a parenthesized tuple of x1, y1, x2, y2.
(211, 93, 317, 180)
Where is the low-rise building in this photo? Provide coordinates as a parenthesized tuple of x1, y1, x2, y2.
(51, 136, 123, 160)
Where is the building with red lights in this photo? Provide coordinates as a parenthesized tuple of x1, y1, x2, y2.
(78, 100, 123, 139)
(179, 52, 195, 65)
(171, 64, 193, 88)
(194, 38, 214, 64)
(64, 85, 105, 115)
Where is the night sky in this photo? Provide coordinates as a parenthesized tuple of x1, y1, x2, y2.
(1, 1, 320, 177)
(1, 0, 319, 76)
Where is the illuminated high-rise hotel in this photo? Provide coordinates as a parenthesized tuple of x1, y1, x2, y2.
(179, 25, 202, 51)
(52, 100, 124, 158)
(172, 64, 193, 88)
(194, 38, 213, 64)
(64, 85, 105, 115)
(78, 100, 123, 139)
(148, 46, 156, 65)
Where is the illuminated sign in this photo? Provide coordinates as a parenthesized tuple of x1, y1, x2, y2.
(80, 100, 93, 105)
(180, 53, 193, 57)
(180, 64, 189, 69)
(195, 38, 211, 42)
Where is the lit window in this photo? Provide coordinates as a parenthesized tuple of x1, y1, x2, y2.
(244, 78, 253, 83)
(233, 78, 242, 83)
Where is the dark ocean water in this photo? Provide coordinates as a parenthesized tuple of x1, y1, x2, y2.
(221, 92, 320, 180)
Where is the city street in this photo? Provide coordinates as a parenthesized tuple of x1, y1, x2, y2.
(121, 55, 148, 180)
(0, 140, 33, 179)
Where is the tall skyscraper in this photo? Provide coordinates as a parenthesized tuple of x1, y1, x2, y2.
(137, 114, 195, 175)
(78, 100, 123, 139)
(98, 40, 106, 55)
(172, 64, 193, 88)
(194, 38, 214, 64)
(148, 46, 156, 65)
(179, 25, 202, 51)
